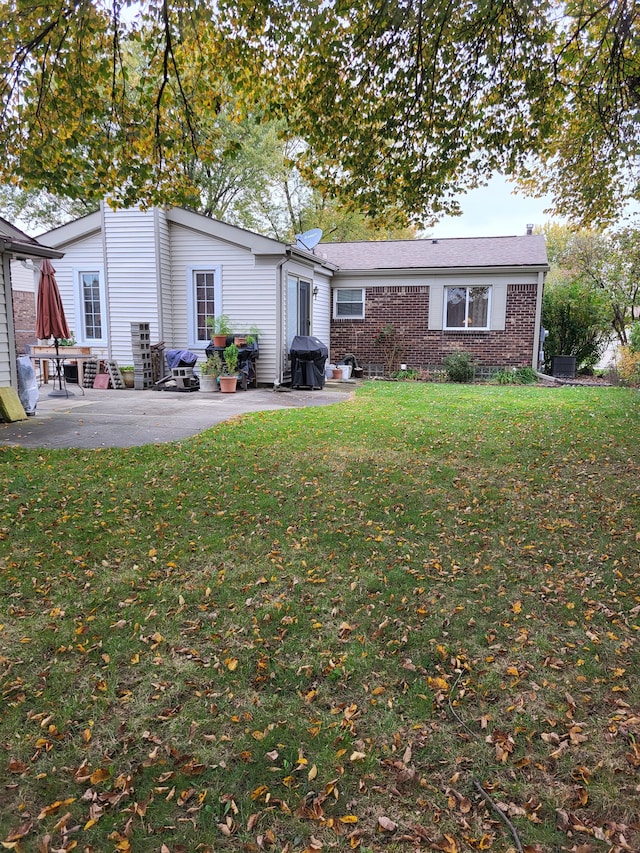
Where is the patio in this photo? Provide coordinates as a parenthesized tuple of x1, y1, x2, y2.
(0, 385, 353, 449)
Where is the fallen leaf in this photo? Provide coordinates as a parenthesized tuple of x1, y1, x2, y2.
(377, 816, 397, 832)
(4, 821, 32, 842)
(432, 834, 459, 852)
(37, 798, 76, 820)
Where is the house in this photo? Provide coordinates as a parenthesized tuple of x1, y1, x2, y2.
(321, 235, 548, 374)
(32, 204, 547, 385)
(36, 204, 336, 386)
(0, 217, 62, 390)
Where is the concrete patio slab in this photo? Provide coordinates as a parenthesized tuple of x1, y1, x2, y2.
(0, 383, 354, 450)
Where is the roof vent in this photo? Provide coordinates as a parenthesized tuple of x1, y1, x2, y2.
(526, 224, 534, 236)
(431, 239, 438, 244)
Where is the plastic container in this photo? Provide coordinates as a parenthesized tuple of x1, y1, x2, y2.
(337, 363, 352, 379)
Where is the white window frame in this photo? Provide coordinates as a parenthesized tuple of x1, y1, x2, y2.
(73, 267, 107, 346)
(333, 287, 365, 319)
(187, 265, 222, 347)
(444, 285, 492, 331)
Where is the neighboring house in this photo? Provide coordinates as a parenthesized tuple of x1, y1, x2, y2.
(37, 204, 336, 386)
(0, 217, 62, 389)
(32, 205, 547, 385)
(320, 235, 548, 372)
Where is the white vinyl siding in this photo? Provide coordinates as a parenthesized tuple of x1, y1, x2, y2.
(38, 231, 104, 350)
(102, 205, 160, 359)
(169, 224, 278, 384)
(9, 259, 36, 293)
(156, 209, 172, 346)
(312, 269, 332, 347)
(36, 206, 335, 385)
(0, 255, 11, 386)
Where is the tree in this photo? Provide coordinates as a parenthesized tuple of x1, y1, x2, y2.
(541, 222, 640, 375)
(0, 111, 415, 242)
(1, 1, 638, 226)
(229, 136, 417, 242)
(561, 227, 640, 345)
(0, 186, 97, 232)
(542, 277, 611, 371)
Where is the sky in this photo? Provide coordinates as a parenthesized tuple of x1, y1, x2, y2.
(429, 174, 561, 239)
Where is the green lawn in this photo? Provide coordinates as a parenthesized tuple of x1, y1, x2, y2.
(1, 382, 638, 853)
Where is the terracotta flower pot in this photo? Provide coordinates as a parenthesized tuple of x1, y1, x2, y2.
(332, 367, 343, 380)
(219, 375, 238, 393)
(213, 334, 228, 347)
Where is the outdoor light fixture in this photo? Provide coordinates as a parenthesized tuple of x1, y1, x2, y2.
(313, 285, 319, 298)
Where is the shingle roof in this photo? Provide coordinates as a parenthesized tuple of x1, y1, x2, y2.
(316, 235, 548, 271)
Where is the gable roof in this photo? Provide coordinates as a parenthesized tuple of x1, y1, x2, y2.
(316, 235, 548, 272)
(37, 205, 336, 270)
(0, 216, 64, 259)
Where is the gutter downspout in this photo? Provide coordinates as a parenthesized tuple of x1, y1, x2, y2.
(99, 201, 113, 360)
(532, 270, 545, 370)
(274, 250, 291, 388)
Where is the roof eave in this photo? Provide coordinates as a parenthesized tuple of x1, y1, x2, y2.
(287, 245, 338, 272)
(332, 263, 549, 277)
(1, 237, 64, 260)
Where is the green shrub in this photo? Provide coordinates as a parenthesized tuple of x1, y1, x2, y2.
(391, 367, 420, 380)
(493, 367, 538, 385)
(515, 367, 538, 384)
(542, 279, 610, 371)
(443, 351, 475, 383)
(629, 321, 640, 354)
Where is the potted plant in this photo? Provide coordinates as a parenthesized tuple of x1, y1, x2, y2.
(219, 343, 240, 393)
(206, 315, 233, 347)
(199, 352, 222, 392)
(246, 325, 260, 349)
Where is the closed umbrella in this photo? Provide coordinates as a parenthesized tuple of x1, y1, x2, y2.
(36, 259, 73, 397)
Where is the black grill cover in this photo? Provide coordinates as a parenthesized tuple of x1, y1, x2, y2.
(290, 336, 328, 389)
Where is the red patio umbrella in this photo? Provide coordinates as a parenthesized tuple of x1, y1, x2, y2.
(36, 259, 73, 396)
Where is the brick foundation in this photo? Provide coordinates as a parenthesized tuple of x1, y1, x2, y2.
(330, 283, 538, 371)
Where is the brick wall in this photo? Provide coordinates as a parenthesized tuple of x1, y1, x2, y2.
(330, 283, 538, 371)
(13, 290, 36, 355)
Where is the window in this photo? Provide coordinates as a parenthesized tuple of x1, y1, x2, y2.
(187, 266, 222, 347)
(334, 288, 364, 319)
(445, 286, 490, 330)
(74, 269, 107, 345)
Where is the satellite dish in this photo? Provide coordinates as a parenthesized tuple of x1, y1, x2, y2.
(295, 228, 323, 251)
